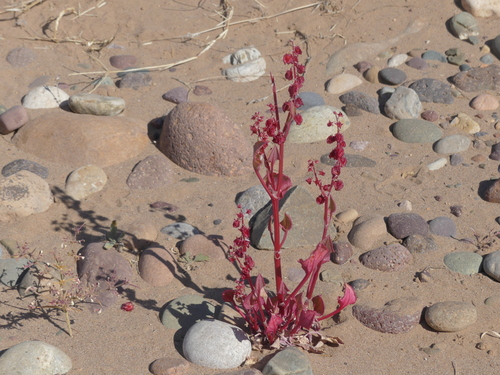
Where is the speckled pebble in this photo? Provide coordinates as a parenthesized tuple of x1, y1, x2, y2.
(391, 119, 443, 143)
(387, 212, 429, 239)
(490, 143, 500, 160)
(127, 154, 175, 189)
(470, 93, 499, 111)
(349, 278, 370, 291)
(428, 216, 457, 237)
(359, 243, 413, 272)
(332, 241, 353, 265)
(450, 153, 465, 165)
(433, 134, 471, 154)
(339, 91, 380, 114)
(480, 54, 495, 64)
(118, 72, 152, 89)
(425, 301, 477, 332)
(409, 78, 454, 104)
(354, 61, 372, 73)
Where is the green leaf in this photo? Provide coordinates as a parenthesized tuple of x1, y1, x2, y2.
(103, 242, 114, 250)
(193, 254, 209, 262)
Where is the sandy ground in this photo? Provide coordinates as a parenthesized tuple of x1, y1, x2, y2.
(1, 0, 500, 374)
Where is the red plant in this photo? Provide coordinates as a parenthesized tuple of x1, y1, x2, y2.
(223, 42, 356, 349)
(121, 302, 134, 312)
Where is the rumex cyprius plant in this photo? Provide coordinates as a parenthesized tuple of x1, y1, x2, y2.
(223, 42, 356, 350)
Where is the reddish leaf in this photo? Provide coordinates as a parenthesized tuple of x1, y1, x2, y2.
(253, 141, 267, 170)
(328, 195, 336, 214)
(298, 241, 331, 275)
(222, 289, 236, 304)
(312, 295, 325, 315)
(265, 314, 284, 342)
(280, 213, 293, 231)
(298, 309, 316, 330)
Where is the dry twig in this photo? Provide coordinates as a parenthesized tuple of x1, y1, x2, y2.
(0, 0, 46, 15)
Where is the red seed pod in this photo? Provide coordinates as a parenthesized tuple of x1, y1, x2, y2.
(121, 302, 134, 312)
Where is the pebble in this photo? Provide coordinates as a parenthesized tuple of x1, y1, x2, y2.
(326, 74, 363, 94)
(180, 234, 225, 260)
(235, 184, 269, 220)
(336, 208, 359, 223)
(161, 295, 216, 330)
(359, 243, 413, 272)
(378, 67, 407, 85)
(391, 119, 443, 143)
(450, 153, 465, 165)
(126, 154, 174, 189)
(343, 154, 376, 167)
(470, 93, 499, 110)
(384, 86, 422, 120)
(22, 86, 69, 109)
(483, 250, 500, 281)
(158, 102, 252, 176)
(433, 134, 471, 154)
(425, 301, 477, 332)
(406, 56, 428, 70)
(193, 85, 212, 96)
(403, 234, 437, 253)
(363, 66, 380, 83)
(0, 258, 29, 286)
(2, 159, 49, 180)
(0, 171, 52, 222)
(262, 347, 312, 375)
(161, 222, 201, 240)
(421, 110, 439, 122)
(421, 50, 447, 63)
(484, 295, 500, 306)
(387, 53, 408, 67)
(473, 154, 487, 163)
(288, 105, 350, 144)
(139, 246, 178, 286)
(162, 87, 189, 104)
(0, 340, 72, 375)
(149, 357, 190, 375)
(332, 241, 353, 265)
(183, 319, 251, 369)
(462, 0, 500, 17)
(446, 48, 467, 65)
(452, 113, 481, 133)
(65, 165, 107, 200)
(484, 179, 500, 203)
(459, 63, 472, 71)
(451, 65, 500, 92)
(489, 143, 500, 160)
(222, 48, 266, 82)
(0, 105, 29, 134)
(480, 53, 495, 64)
(409, 78, 454, 104)
(339, 91, 380, 114)
(343, 103, 363, 116)
(349, 278, 370, 291)
(386, 212, 429, 239)
(349, 140, 369, 150)
(297, 91, 325, 111)
(6, 47, 36, 67)
(122, 221, 157, 251)
(68, 93, 125, 116)
(352, 297, 422, 333)
(427, 157, 448, 171)
(347, 215, 388, 250)
(443, 251, 483, 275)
(109, 54, 137, 69)
(354, 61, 372, 73)
(118, 72, 152, 89)
(450, 11, 480, 40)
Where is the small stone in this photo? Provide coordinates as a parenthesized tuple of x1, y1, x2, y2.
(384, 86, 422, 120)
(444, 252, 483, 275)
(149, 357, 190, 375)
(162, 87, 189, 104)
(262, 347, 312, 375)
(118, 72, 152, 89)
(433, 134, 471, 154)
(397, 199, 412, 211)
(109, 54, 137, 69)
(161, 295, 216, 330)
(470, 93, 499, 110)
(193, 85, 212, 96)
(483, 250, 500, 281)
(450, 153, 465, 165)
(421, 50, 447, 63)
(495, 33, 500, 57)
(403, 234, 437, 254)
(65, 165, 107, 200)
(347, 215, 388, 250)
(6, 47, 36, 67)
(425, 301, 477, 332)
(161, 223, 201, 240)
(490, 143, 500, 160)
(222, 48, 266, 82)
(450, 205, 463, 217)
(450, 12, 480, 40)
(340, 154, 376, 167)
(387, 212, 429, 239)
(421, 110, 439, 122)
(339, 91, 380, 114)
(22, 86, 69, 109)
(427, 158, 448, 171)
(336, 208, 359, 223)
(354, 61, 372, 73)
(139, 246, 177, 286)
(235, 184, 269, 220)
(379, 67, 407, 85)
(179, 234, 225, 260)
(446, 48, 467, 65)
(409, 78, 454, 104)
(287, 267, 306, 282)
(126, 154, 174, 189)
(69, 93, 125, 116)
(460, 64, 472, 71)
(406, 57, 428, 70)
(352, 297, 422, 333)
(0, 105, 29, 134)
(349, 278, 370, 291)
(472, 153, 486, 162)
(391, 119, 443, 143)
(387, 53, 408, 67)
(343, 103, 363, 116)
(452, 113, 481, 133)
(363, 66, 380, 83)
(349, 140, 369, 150)
(484, 295, 500, 306)
(462, 0, 500, 18)
(326, 74, 363, 94)
(331, 241, 353, 265)
(485, 179, 500, 203)
(480, 54, 495, 64)
(183, 320, 252, 369)
(360, 243, 413, 272)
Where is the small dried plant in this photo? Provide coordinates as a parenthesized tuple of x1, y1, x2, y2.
(223, 42, 356, 351)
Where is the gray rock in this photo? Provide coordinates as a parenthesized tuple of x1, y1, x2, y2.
(2, 159, 48, 179)
(347, 215, 388, 250)
(480, 54, 495, 64)
(483, 250, 500, 281)
(384, 86, 422, 120)
(139, 246, 177, 286)
(183, 320, 251, 369)
(489, 143, 500, 160)
(118, 71, 152, 89)
(451, 65, 500, 92)
(68, 93, 125, 116)
(428, 216, 456, 237)
(421, 50, 447, 63)
(444, 252, 483, 275)
(494, 34, 500, 58)
(450, 153, 465, 166)
(425, 301, 477, 332)
(0, 258, 29, 287)
(65, 165, 107, 200)
(349, 278, 370, 291)
(387, 212, 429, 239)
(162, 87, 189, 104)
(406, 57, 428, 70)
(236, 185, 269, 220)
(379, 67, 407, 85)
(391, 119, 443, 143)
(161, 295, 216, 330)
(359, 243, 413, 271)
(109, 54, 137, 69)
(262, 347, 312, 375)
(339, 91, 380, 114)
(161, 222, 201, 240)
(0, 340, 72, 375)
(450, 12, 479, 40)
(446, 48, 467, 66)
(251, 186, 334, 249)
(6, 47, 36, 67)
(433, 134, 471, 154)
(352, 297, 422, 333)
(409, 78, 454, 104)
(126, 154, 175, 189)
(0, 105, 29, 134)
(321, 153, 376, 168)
(288, 105, 350, 144)
(22, 86, 69, 109)
(403, 234, 437, 253)
(0, 171, 52, 222)
(298, 91, 325, 111)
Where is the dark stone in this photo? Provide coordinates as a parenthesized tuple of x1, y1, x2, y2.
(331, 241, 353, 265)
(162, 87, 189, 104)
(118, 72, 152, 89)
(109, 55, 137, 70)
(386, 212, 429, 239)
(193, 85, 212, 96)
(489, 143, 500, 161)
(450, 205, 463, 217)
(339, 91, 380, 114)
(2, 159, 48, 179)
(406, 57, 428, 70)
(348, 278, 370, 291)
(402, 234, 437, 254)
(421, 50, 447, 63)
(409, 78, 454, 104)
(354, 61, 372, 73)
(450, 153, 464, 166)
(451, 65, 500, 92)
(379, 67, 407, 85)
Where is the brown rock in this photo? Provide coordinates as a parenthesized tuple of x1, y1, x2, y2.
(123, 221, 158, 251)
(138, 246, 177, 286)
(360, 243, 413, 271)
(158, 103, 252, 176)
(149, 357, 190, 375)
(470, 93, 499, 110)
(363, 66, 380, 83)
(451, 64, 500, 92)
(484, 179, 500, 203)
(179, 234, 225, 260)
(331, 241, 353, 265)
(0, 105, 29, 134)
(12, 112, 149, 168)
(109, 55, 137, 70)
(126, 154, 175, 189)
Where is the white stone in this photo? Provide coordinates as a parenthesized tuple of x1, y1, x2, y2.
(388, 53, 408, 67)
(384, 86, 422, 120)
(68, 93, 125, 116)
(0, 340, 72, 375)
(347, 215, 389, 250)
(65, 165, 107, 200)
(288, 105, 350, 144)
(483, 250, 500, 281)
(22, 86, 69, 109)
(461, 0, 500, 17)
(222, 57, 266, 82)
(427, 158, 448, 171)
(326, 74, 363, 94)
(336, 208, 359, 223)
(183, 319, 251, 369)
(223, 47, 261, 65)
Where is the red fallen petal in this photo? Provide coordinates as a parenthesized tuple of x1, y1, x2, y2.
(121, 302, 134, 312)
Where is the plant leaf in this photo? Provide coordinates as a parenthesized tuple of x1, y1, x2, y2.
(193, 254, 209, 262)
(253, 141, 267, 170)
(328, 195, 336, 214)
(280, 213, 293, 231)
(222, 289, 235, 304)
(297, 309, 316, 330)
(312, 295, 325, 315)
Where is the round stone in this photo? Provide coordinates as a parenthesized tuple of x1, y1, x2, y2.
(443, 252, 483, 275)
(483, 250, 500, 281)
(422, 50, 447, 63)
(347, 215, 388, 250)
(391, 119, 443, 143)
(403, 234, 437, 254)
(363, 66, 380, 83)
(65, 165, 107, 200)
(379, 67, 407, 85)
(484, 179, 500, 203)
(406, 57, 428, 70)
(359, 243, 413, 272)
(387, 53, 408, 67)
(428, 216, 457, 237)
(421, 110, 439, 122)
(109, 54, 137, 69)
(0, 105, 29, 134)
(425, 301, 477, 332)
(450, 11, 480, 40)
(162, 87, 189, 104)
(387, 212, 429, 239)
(326, 74, 363, 94)
(331, 241, 353, 265)
(462, 0, 500, 17)
(138, 246, 177, 286)
(297, 91, 325, 111)
(22, 86, 69, 109)
(470, 93, 499, 110)
(433, 134, 471, 154)
(182, 319, 252, 369)
(6, 47, 36, 67)
(384, 86, 422, 120)
(339, 91, 380, 114)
